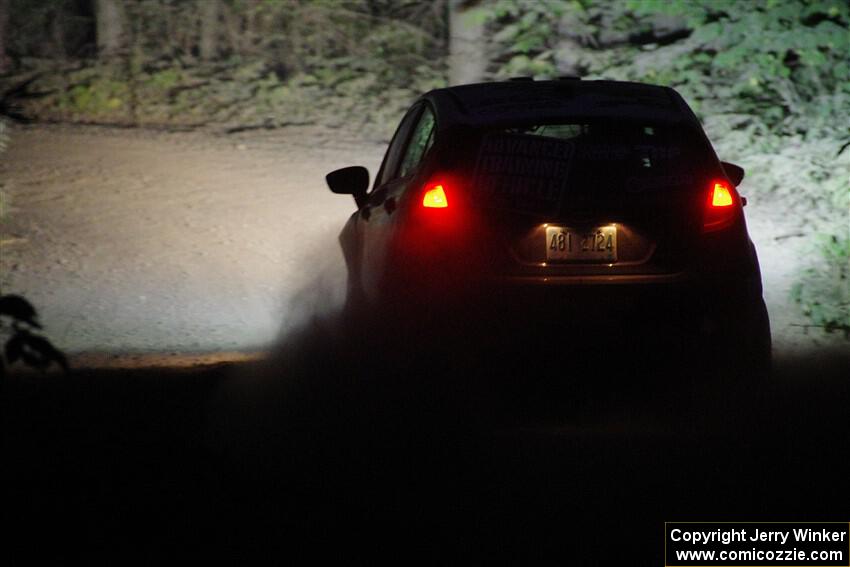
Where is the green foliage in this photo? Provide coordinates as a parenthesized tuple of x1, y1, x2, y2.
(0, 295, 69, 379)
(618, 0, 850, 135)
(481, 0, 578, 78)
(145, 68, 181, 90)
(791, 234, 850, 336)
(61, 78, 128, 115)
(481, 0, 850, 134)
(3, 0, 447, 139)
(266, 0, 446, 138)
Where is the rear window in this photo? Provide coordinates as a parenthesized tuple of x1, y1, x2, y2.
(473, 121, 708, 215)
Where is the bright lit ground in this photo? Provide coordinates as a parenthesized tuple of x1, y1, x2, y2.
(0, 124, 381, 360)
(0, 124, 846, 366)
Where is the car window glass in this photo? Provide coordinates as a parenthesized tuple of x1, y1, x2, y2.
(475, 121, 707, 216)
(493, 121, 702, 175)
(375, 105, 422, 188)
(505, 123, 587, 139)
(398, 107, 436, 179)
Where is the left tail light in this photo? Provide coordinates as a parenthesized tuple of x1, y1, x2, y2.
(411, 177, 463, 234)
(422, 184, 448, 208)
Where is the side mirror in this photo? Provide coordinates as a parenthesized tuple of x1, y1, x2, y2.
(721, 161, 745, 186)
(326, 166, 369, 208)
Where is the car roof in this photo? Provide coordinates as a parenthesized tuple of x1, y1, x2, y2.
(422, 79, 697, 129)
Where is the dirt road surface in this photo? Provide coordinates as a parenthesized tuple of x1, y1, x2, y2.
(0, 124, 845, 363)
(1, 124, 382, 359)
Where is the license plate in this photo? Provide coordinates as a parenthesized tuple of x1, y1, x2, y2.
(545, 225, 617, 262)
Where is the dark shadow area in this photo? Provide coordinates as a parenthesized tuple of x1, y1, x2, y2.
(3, 310, 847, 563)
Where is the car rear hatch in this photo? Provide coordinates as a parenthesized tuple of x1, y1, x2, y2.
(458, 120, 713, 280)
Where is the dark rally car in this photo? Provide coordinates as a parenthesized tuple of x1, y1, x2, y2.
(326, 79, 771, 372)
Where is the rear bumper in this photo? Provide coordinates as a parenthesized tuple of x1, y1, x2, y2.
(376, 262, 769, 370)
(431, 270, 765, 336)
(489, 272, 690, 286)
(382, 234, 765, 334)
(474, 268, 760, 301)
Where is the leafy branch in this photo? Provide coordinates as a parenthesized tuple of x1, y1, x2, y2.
(0, 295, 68, 381)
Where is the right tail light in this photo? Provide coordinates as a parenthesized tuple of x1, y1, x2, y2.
(703, 180, 738, 232)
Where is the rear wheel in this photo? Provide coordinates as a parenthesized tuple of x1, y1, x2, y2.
(342, 269, 432, 344)
(697, 297, 771, 402)
(742, 298, 772, 375)
(724, 297, 772, 379)
(341, 273, 375, 343)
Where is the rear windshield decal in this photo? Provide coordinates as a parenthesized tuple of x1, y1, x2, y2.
(574, 144, 682, 161)
(474, 133, 574, 215)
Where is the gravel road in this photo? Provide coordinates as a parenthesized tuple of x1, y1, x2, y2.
(1, 124, 381, 357)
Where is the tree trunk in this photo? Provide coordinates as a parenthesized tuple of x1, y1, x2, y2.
(448, 0, 488, 86)
(96, 0, 126, 59)
(220, 3, 240, 56)
(125, 1, 139, 126)
(51, 6, 66, 60)
(199, 0, 220, 61)
(0, 0, 10, 73)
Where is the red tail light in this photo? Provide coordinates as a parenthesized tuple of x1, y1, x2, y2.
(703, 180, 737, 232)
(413, 178, 464, 234)
(422, 184, 448, 208)
(404, 175, 474, 263)
(711, 182, 734, 207)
